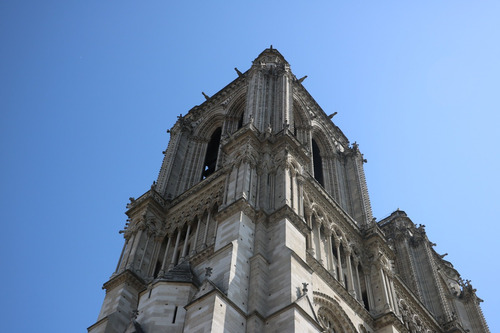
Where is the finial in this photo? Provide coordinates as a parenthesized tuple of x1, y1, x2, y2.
(234, 67, 243, 77)
(270, 44, 273, 50)
(302, 282, 309, 294)
(202, 92, 210, 100)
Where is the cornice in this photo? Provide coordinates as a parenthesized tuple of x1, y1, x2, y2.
(362, 223, 396, 264)
(189, 244, 216, 268)
(103, 269, 146, 294)
(169, 170, 226, 208)
(373, 312, 407, 332)
(268, 205, 307, 234)
(126, 188, 167, 216)
(184, 278, 248, 318)
(218, 198, 258, 223)
(87, 316, 108, 332)
(165, 174, 226, 231)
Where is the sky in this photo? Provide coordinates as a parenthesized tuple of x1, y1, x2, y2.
(1, 1, 499, 332)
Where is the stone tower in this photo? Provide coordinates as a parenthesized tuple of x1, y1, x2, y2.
(88, 48, 489, 333)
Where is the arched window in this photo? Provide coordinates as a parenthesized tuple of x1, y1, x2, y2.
(358, 264, 370, 311)
(237, 112, 244, 130)
(201, 127, 222, 180)
(312, 138, 324, 187)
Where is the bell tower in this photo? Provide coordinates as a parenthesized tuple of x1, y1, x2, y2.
(88, 48, 489, 333)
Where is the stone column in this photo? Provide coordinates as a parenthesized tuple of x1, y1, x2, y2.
(389, 278, 400, 315)
(191, 218, 201, 255)
(383, 271, 395, 310)
(306, 213, 314, 255)
(159, 235, 172, 275)
(212, 214, 218, 245)
(138, 233, 151, 271)
(297, 176, 304, 217)
(146, 240, 159, 276)
(354, 259, 363, 302)
(326, 232, 336, 276)
(242, 162, 249, 200)
(316, 222, 323, 264)
(365, 273, 375, 311)
(180, 223, 192, 261)
(126, 228, 143, 270)
(380, 268, 391, 311)
(346, 251, 356, 297)
(255, 169, 261, 209)
(202, 211, 211, 248)
(169, 230, 182, 270)
(336, 244, 343, 284)
(115, 239, 128, 273)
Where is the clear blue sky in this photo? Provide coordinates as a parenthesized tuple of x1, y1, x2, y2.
(1, 1, 498, 332)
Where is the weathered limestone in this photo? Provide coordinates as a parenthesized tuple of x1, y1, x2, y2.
(89, 48, 489, 333)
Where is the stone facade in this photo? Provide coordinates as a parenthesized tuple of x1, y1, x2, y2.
(88, 48, 489, 333)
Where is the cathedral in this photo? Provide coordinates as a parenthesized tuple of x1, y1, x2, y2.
(88, 48, 489, 333)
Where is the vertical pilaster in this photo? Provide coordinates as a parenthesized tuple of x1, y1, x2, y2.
(180, 223, 191, 261)
(346, 251, 356, 297)
(191, 218, 201, 255)
(126, 228, 143, 271)
(337, 244, 343, 285)
(169, 231, 181, 270)
(159, 235, 171, 275)
(202, 211, 211, 248)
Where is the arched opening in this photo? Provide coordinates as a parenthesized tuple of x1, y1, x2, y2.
(358, 264, 370, 311)
(237, 112, 244, 129)
(201, 127, 222, 180)
(154, 235, 170, 278)
(312, 138, 324, 187)
(315, 296, 358, 333)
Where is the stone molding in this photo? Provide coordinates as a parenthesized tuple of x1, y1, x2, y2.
(314, 291, 362, 332)
(307, 253, 373, 324)
(103, 269, 146, 294)
(393, 275, 442, 332)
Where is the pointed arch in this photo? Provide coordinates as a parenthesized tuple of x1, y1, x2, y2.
(224, 91, 247, 134)
(312, 138, 324, 186)
(310, 127, 336, 193)
(201, 127, 222, 180)
(314, 292, 358, 333)
(292, 99, 311, 144)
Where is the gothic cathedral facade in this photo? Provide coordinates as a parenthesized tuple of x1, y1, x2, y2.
(88, 48, 489, 333)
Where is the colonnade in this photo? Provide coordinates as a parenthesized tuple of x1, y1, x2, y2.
(158, 210, 218, 276)
(305, 213, 372, 310)
(115, 209, 218, 279)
